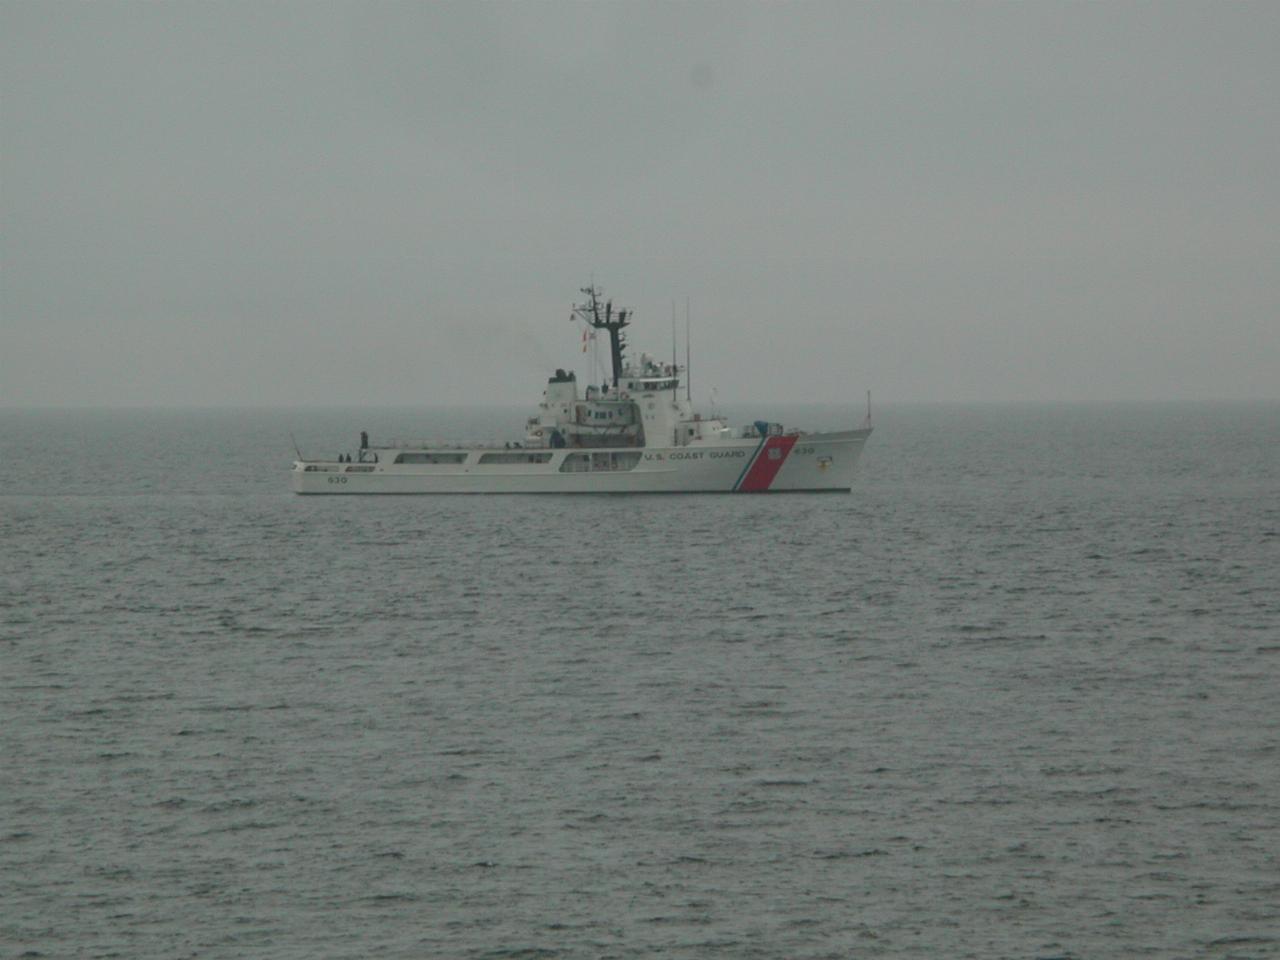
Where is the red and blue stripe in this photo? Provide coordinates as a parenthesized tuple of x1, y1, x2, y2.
(733, 435, 798, 492)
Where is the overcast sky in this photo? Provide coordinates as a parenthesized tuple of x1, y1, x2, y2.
(2, 1, 1277, 407)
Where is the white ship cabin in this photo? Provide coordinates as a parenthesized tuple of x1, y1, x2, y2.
(525, 352, 735, 450)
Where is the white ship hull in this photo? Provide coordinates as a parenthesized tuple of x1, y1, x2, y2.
(292, 429, 870, 495)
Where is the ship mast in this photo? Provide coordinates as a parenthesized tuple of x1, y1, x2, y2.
(573, 284, 630, 388)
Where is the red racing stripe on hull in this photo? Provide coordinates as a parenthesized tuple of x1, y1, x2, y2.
(735, 435, 798, 492)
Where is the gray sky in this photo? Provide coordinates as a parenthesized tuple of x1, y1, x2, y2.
(3, 1, 1277, 406)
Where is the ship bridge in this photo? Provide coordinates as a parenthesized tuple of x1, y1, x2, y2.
(524, 293, 737, 449)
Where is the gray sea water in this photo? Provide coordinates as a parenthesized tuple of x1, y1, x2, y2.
(2, 403, 1278, 959)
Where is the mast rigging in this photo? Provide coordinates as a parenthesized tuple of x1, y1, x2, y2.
(572, 284, 631, 388)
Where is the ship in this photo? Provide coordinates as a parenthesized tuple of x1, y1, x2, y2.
(291, 285, 871, 494)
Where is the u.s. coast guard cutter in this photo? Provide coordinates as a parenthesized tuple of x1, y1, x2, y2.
(292, 285, 871, 494)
